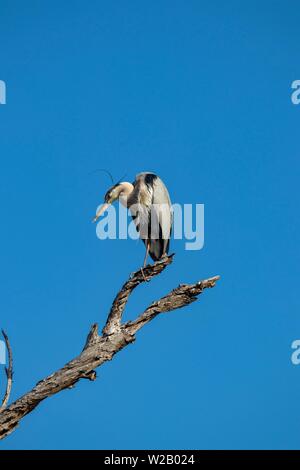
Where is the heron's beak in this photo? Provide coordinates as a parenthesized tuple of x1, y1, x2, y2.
(92, 202, 110, 223)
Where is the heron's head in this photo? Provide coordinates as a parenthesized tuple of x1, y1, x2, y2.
(92, 183, 122, 223)
(105, 183, 123, 204)
(93, 181, 135, 223)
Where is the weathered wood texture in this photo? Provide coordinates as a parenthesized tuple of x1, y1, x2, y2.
(0, 255, 219, 440)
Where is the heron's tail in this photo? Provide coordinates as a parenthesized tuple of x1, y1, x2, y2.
(148, 238, 170, 261)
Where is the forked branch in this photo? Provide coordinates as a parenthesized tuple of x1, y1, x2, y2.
(0, 255, 219, 440)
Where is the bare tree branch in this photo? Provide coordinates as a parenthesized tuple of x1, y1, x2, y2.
(0, 256, 219, 440)
(125, 275, 220, 335)
(0, 330, 13, 412)
(103, 254, 174, 335)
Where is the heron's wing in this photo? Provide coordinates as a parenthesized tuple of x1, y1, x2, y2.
(130, 173, 172, 261)
(148, 176, 172, 260)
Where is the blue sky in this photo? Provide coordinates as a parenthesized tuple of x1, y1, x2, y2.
(0, 0, 300, 450)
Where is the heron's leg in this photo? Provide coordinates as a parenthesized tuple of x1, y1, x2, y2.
(143, 240, 150, 268)
(140, 240, 150, 282)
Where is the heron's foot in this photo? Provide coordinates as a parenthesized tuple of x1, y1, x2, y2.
(140, 267, 150, 282)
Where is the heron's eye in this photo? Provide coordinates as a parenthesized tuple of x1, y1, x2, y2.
(105, 185, 120, 202)
(104, 191, 111, 203)
(105, 190, 116, 203)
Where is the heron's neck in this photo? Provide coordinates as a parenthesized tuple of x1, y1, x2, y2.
(118, 182, 134, 207)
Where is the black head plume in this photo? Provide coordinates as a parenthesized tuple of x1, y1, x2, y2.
(89, 168, 114, 185)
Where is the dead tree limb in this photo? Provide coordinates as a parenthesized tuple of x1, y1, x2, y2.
(0, 255, 219, 440)
(0, 331, 13, 412)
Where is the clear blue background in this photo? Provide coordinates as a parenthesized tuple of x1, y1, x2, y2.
(0, 0, 299, 450)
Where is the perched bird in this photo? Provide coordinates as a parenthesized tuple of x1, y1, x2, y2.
(93, 172, 172, 268)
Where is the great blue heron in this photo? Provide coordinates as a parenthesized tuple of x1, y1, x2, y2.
(93, 172, 172, 269)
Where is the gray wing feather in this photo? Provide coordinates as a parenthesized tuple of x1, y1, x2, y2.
(131, 173, 172, 261)
(148, 175, 172, 260)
